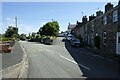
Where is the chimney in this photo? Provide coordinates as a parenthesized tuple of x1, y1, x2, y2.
(105, 3, 113, 12)
(77, 21, 79, 24)
(69, 22, 70, 25)
(96, 10, 103, 16)
(82, 16, 87, 23)
(89, 14, 96, 21)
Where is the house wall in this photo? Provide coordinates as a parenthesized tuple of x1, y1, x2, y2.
(79, 3, 119, 56)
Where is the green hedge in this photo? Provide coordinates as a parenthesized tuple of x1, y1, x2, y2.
(0, 38, 13, 41)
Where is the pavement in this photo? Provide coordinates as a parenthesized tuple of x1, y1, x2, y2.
(2, 41, 23, 70)
(1, 41, 29, 79)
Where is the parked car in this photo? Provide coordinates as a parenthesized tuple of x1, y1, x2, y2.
(70, 38, 81, 47)
(43, 37, 53, 45)
(66, 34, 74, 41)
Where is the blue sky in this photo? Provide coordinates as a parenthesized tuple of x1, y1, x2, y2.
(2, 2, 118, 34)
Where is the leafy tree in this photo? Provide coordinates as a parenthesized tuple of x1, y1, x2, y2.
(31, 32, 36, 38)
(39, 21, 60, 36)
(19, 34, 26, 40)
(5, 26, 18, 38)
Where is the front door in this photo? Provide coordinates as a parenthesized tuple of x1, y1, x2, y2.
(116, 32, 120, 55)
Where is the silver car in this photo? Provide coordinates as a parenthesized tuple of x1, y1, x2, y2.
(70, 38, 81, 47)
(66, 34, 74, 41)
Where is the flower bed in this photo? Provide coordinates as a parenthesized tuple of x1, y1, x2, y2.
(0, 41, 15, 53)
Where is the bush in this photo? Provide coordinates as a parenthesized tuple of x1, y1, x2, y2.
(0, 38, 13, 42)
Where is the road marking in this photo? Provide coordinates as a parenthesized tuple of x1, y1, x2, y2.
(45, 49, 55, 54)
(106, 59, 113, 62)
(60, 55, 90, 70)
(60, 55, 77, 64)
(91, 55, 104, 59)
(91, 54, 113, 62)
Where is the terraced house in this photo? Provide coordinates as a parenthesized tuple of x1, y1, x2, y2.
(73, 2, 120, 56)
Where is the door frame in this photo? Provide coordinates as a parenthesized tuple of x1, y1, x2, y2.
(116, 32, 120, 55)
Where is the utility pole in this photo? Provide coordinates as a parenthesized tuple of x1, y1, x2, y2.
(52, 19, 53, 22)
(81, 12, 84, 17)
(15, 17, 17, 28)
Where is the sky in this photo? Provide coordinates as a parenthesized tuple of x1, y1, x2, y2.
(1, 1, 118, 34)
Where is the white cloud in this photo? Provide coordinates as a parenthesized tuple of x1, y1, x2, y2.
(40, 22, 46, 27)
(0, 22, 2, 26)
(6, 18, 11, 21)
(8, 23, 14, 26)
(0, 22, 2, 34)
(18, 24, 39, 34)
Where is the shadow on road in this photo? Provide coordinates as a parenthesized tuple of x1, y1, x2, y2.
(64, 39, 119, 79)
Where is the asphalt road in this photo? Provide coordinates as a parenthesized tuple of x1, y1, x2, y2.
(20, 37, 119, 79)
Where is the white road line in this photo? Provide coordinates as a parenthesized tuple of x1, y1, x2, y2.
(91, 54, 113, 62)
(60, 55, 90, 70)
(45, 49, 55, 54)
(106, 59, 113, 62)
(60, 55, 77, 64)
(91, 55, 104, 59)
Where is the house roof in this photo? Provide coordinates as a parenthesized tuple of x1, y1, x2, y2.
(68, 24, 76, 29)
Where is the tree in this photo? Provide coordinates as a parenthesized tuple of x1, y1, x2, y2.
(39, 21, 60, 36)
(19, 34, 26, 40)
(31, 32, 36, 38)
(26, 33, 32, 39)
(5, 26, 18, 38)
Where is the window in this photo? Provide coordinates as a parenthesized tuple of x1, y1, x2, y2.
(103, 32, 107, 45)
(113, 10, 118, 22)
(103, 16, 108, 25)
(119, 37, 120, 43)
(92, 24, 94, 32)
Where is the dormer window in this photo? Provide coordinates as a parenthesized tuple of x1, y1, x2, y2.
(103, 16, 108, 25)
(113, 10, 118, 22)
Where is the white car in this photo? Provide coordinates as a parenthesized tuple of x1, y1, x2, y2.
(66, 34, 74, 41)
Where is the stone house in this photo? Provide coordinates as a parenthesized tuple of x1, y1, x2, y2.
(83, 2, 120, 56)
(67, 23, 76, 34)
(73, 2, 120, 56)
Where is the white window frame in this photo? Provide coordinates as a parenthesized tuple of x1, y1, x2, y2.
(103, 32, 107, 45)
(103, 16, 108, 25)
(113, 10, 118, 22)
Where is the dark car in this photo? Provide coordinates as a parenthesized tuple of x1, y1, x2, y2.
(43, 37, 53, 45)
(70, 38, 81, 47)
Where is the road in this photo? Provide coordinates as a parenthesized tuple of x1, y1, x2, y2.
(20, 37, 119, 79)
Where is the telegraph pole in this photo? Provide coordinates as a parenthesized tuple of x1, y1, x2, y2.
(15, 17, 17, 28)
(52, 19, 54, 22)
(81, 12, 84, 17)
